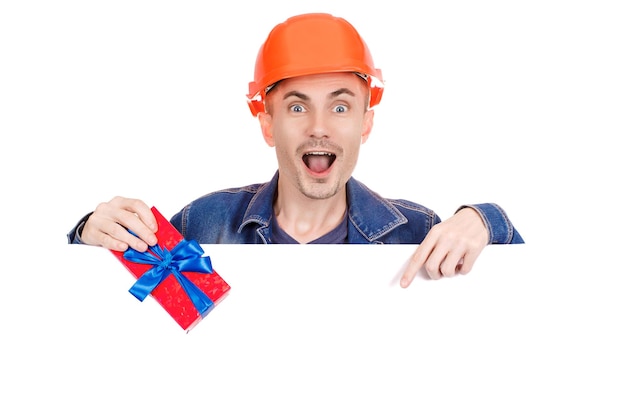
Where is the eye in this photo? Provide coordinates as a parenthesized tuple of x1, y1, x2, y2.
(333, 104, 348, 113)
(290, 104, 305, 113)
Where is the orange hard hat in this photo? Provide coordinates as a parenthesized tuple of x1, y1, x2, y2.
(247, 13, 384, 116)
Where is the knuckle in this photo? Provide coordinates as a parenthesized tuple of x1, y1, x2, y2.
(424, 260, 439, 276)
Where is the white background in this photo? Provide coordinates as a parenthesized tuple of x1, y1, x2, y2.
(1, 1, 624, 415)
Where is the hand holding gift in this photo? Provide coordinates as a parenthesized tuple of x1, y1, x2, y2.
(110, 207, 230, 332)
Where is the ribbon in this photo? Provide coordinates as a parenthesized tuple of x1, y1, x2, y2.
(123, 239, 215, 317)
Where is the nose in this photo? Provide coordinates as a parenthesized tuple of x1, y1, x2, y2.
(306, 109, 330, 139)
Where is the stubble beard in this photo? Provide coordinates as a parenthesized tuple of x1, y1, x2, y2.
(295, 173, 342, 201)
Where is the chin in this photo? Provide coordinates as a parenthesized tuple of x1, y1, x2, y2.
(301, 181, 342, 200)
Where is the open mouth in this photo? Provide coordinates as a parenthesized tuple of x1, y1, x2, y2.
(302, 151, 337, 174)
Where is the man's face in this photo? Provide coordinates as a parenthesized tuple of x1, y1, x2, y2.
(259, 72, 374, 202)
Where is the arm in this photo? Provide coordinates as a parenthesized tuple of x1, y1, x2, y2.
(66, 197, 158, 252)
(400, 203, 524, 288)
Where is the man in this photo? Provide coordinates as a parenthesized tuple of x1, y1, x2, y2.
(67, 13, 524, 288)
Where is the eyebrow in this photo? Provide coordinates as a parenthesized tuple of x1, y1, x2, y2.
(282, 88, 356, 102)
(330, 88, 356, 99)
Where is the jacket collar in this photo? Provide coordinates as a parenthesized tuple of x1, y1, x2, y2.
(239, 171, 407, 241)
(345, 177, 408, 241)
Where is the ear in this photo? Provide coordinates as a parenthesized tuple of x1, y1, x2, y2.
(360, 109, 375, 145)
(258, 111, 275, 147)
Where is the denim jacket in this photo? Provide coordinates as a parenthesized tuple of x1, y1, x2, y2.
(170, 171, 524, 245)
(67, 171, 523, 245)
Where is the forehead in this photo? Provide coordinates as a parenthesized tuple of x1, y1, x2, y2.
(271, 72, 368, 97)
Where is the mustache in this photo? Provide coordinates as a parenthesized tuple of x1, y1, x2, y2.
(296, 139, 343, 154)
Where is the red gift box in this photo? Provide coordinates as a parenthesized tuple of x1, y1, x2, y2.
(110, 207, 230, 332)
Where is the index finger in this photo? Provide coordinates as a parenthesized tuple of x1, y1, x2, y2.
(117, 207, 158, 247)
(400, 239, 434, 288)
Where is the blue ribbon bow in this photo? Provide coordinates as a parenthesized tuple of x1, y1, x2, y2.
(123, 239, 215, 317)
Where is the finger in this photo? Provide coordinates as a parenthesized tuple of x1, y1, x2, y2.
(437, 246, 466, 278)
(101, 229, 145, 252)
(400, 242, 433, 288)
(439, 254, 463, 278)
(86, 216, 149, 252)
(114, 210, 158, 247)
(106, 219, 154, 252)
(457, 246, 483, 275)
(423, 243, 449, 280)
(106, 197, 157, 233)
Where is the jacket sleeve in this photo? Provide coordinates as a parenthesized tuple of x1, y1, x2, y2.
(66, 212, 93, 244)
(456, 203, 524, 244)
